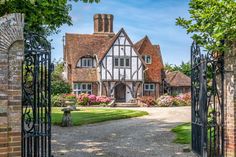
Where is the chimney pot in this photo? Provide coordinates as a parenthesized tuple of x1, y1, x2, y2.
(94, 14, 114, 35)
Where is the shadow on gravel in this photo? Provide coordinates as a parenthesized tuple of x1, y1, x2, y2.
(51, 117, 195, 157)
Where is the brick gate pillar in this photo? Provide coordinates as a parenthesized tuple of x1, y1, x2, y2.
(0, 13, 24, 157)
(224, 42, 236, 157)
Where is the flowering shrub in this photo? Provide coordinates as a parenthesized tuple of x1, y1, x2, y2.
(77, 93, 90, 106)
(88, 94, 97, 103)
(156, 95, 175, 107)
(137, 96, 156, 107)
(179, 93, 191, 103)
(77, 93, 111, 106)
(96, 96, 112, 103)
(156, 93, 191, 107)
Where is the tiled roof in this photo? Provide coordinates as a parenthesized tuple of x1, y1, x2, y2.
(165, 71, 191, 87)
(134, 36, 146, 52)
(65, 33, 113, 64)
(65, 31, 164, 83)
(134, 36, 164, 82)
(65, 33, 113, 82)
(72, 68, 98, 82)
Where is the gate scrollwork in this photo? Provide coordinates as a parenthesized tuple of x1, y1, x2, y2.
(22, 33, 52, 157)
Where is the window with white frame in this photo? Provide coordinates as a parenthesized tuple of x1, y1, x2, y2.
(142, 55, 152, 64)
(144, 83, 155, 91)
(114, 57, 130, 68)
(73, 83, 92, 95)
(77, 57, 95, 68)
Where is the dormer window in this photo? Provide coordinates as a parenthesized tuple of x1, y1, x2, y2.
(143, 55, 152, 64)
(77, 56, 96, 68)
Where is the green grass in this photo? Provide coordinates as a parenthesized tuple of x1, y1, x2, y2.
(52, 107, 148, 126)
(171, 123, 191, 144)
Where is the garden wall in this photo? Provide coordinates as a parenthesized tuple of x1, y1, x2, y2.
(0, 13, 24, 157)
(224, 42, 236, 157)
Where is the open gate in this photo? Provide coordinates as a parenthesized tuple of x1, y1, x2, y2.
(191, 41, 225, 157)
(22, 33, 53, 157)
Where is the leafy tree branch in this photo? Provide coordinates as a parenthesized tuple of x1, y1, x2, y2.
(0, 0, 100, 36)
(176, 0, 236, 52)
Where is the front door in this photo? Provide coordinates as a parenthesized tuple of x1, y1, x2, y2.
(115, 83, 126, 102)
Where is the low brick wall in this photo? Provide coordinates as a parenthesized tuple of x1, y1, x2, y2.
(0, 13, 24, 157)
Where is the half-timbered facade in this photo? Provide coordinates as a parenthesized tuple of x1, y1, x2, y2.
(63, 14, 164, 102)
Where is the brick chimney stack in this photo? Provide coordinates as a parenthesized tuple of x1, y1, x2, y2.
(94, 14, 114, 36)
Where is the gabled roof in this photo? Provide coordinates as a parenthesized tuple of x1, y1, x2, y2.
(134, 36, 147, 52)
(153, 45, 164, 67)
(65, 33, 113, 66)
(98, 28, 147, 67)
(165, 71, 191, 87)
(134, 36, 164, 82)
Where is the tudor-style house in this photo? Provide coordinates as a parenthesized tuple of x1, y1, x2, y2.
(63, 14, 164, 102)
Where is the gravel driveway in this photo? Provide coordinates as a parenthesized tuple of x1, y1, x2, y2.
(52, 107, 197, 157)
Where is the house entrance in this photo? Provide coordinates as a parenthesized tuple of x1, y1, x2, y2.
(115, 83, 126, 102)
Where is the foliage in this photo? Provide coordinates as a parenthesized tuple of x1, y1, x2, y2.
(77, 93, 90, 105)
(165, 62, 191, 77)
(156, 93, 191, 107)
(156, 95, 175, 107)
(51, 81, 71, 95)
(96, 96, 112, 104)
(77, 93, 112, 106)
(137, 96, 157, 107)
(0, 0, 100, 36)
(51, 107, 148, 126)
(171, 123, 191, 144)
(176, 0, 236, 52)
(51, 94, 65, 107)
(176, 93, 191, 104)
(51, 59, 71, 95)
(52, 94, 77, 107)
(64, 93, 77, 100)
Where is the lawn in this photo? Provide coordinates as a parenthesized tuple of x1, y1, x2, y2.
(52, 107, 148, 126)
(171, 123, 191, 144)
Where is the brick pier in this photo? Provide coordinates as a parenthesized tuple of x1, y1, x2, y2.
(0, 13, 24, 157)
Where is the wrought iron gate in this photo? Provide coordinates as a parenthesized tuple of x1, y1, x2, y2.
(191, 41, 225, 157)
(22, 33, 52, 157)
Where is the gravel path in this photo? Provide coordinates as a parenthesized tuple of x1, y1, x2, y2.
(52, 107, 197, 157)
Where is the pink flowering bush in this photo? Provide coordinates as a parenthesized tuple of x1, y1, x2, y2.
(96, 96, 112, 103)
(174, 93, 191, 106)
(88, 94, 97, 103)
(156, 93, 191, 107)
(156, 95, 175, 107)
(77, 93, 111, 106)
(137, 96, 157, 107)
(77, 93, 90, 106)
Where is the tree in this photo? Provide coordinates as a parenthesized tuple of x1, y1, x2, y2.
(51, 59, 71, 95)
(164, 62, 191, 77)
(0, 0, 100, 36)
(176, 0, 236, 52)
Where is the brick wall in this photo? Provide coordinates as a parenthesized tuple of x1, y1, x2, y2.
(0, 13, 24, 157)
(224, 42, 236, 156)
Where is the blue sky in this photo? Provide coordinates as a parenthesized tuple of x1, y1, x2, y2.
(50, 0, 192, 65)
